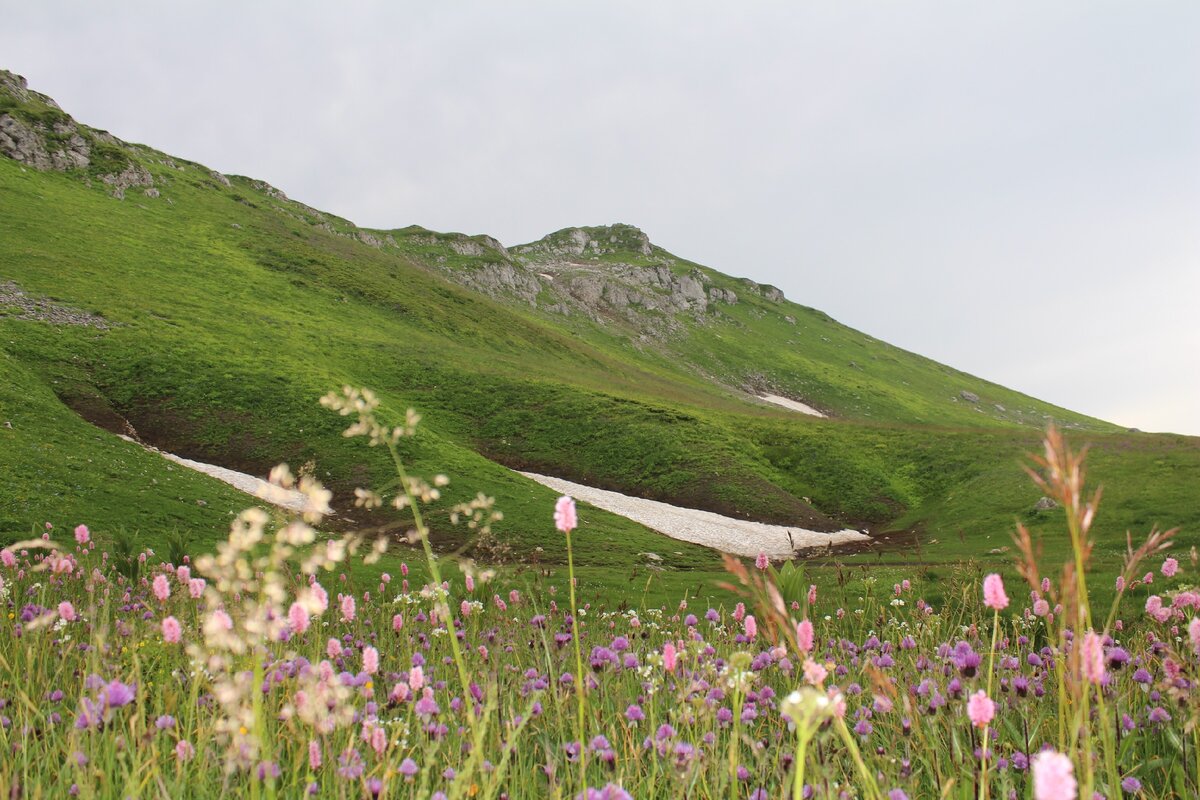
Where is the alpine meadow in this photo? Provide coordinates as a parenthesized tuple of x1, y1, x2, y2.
(1, 62, 1199, 800)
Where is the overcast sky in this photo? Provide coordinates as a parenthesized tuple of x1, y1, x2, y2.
(3, 2, 1198, 434)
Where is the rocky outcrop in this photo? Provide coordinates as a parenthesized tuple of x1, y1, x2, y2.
(0, 113, 92, 171)
(101, 163, 154, 199)
(449, 234, 510, 259)
(709, 287, 738, 305)
(0, 281, 113, 328)
(407, 223, 799, 339)
(514, 224, 653, 259)
(458, 262, 543, 305)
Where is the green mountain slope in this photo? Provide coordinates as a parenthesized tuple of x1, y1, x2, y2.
(1, 69, 1196, 595)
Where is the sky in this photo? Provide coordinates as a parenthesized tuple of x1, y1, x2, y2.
(3, 2, 1198, 434)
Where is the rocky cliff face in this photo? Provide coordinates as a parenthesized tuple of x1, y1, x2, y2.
(0, 70, 158, 198)
(417, 223, 787, 340)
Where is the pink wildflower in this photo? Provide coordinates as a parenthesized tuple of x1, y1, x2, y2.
(311, 582, 329, 614)
(392, 614, 404, 632)
(983, 574, 1009, 610)
(370, 724, 387, 756)
(57, 601, 76, 622)
(744, 615, 757, 640)
(152, 574, 170, 602)
(662, 642, 677, 673)
(967, 690, 995, 728)
(74, 525, 90, 545)
(288, 602, 310, 635)
(732, 603, 746, 622)
(1162, 557, 1180, 578)
(1188, 618, 1200, 656)
(1143, 571, 1154, 585)
(175, 740, 195, 762)
(0, 549, 14, 568)
(1115, 575, 1125, 592)
(408, 665, 424, 691)
(327, 638, 342, 658)
(1146, 595, 1172, 623)
(1031, 750, 1077, 800)
(1080, 631, 1105, 683)
(381, 572, 391, 584)
(1033, 599, 1050, 617)
(554, 495, 577, 534)
(176, 565, 190, 583)
(308, 740, 322, 770)
(363, 646, 379, 675)
(808, 584, 818, 606)
(796, 619, 814, 654)
(465, 574, 475, 593)
(755, 551, 769, 570)
(162, 616, 181, 644)
(803, 658, 827, 686)
(188, 578, 206, 599)
(340, 594, 356, 622)
(460, 600, 471, 617)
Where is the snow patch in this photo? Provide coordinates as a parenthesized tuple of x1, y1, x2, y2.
(119, 436, 313, 514)
(758, 394, 826, 417)
(519, 471, 866, 559)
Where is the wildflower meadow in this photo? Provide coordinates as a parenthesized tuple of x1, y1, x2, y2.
(0, 389, 1195, 799)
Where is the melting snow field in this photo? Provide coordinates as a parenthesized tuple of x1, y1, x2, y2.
(120, 436, 312, 514)
(119, 436, 866, 559)
(519, 471, 867, 559)
(758, 394, 826, 417)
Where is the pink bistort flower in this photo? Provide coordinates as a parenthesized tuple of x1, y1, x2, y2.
(162, 616, 181, 644)
(289, 602, 310, 635)
(1080, 631, 1105, 684)
(796, 619, 814, 654)
(74, 525, 90, 545)
(983, 574, 1009, 610)
(1162, 557, 1180, 578)
(57, 601, 76, 622)
(967, 690, 995, 728)
(363, 646, 379, 675)
(663, 641, 677, 673)
(1031, 750, 1077, 800)
(152, 574, 170, 602)
(554, 495, 577, 534)
(744, 615, 757, 640)
(755, 551, 769, 570)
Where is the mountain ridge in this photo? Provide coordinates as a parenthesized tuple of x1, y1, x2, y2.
(4, 66, 1194, 599)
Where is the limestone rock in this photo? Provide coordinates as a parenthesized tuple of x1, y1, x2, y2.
(708, 287, 738, 305)
(102, 163, 154, 199)
(960, 390, 980, 403)
(0, 113, 52, 169)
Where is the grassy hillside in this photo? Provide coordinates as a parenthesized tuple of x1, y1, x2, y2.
(1, 69, 1196, 605)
